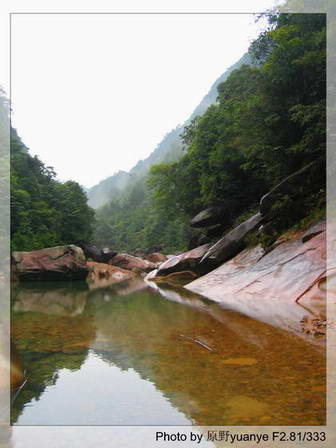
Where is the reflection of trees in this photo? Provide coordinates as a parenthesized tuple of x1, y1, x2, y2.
(11, 351, 88, 423)
(11, 283, 96, 424)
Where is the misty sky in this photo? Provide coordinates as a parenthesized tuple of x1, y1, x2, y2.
(10, 2, 281, 188)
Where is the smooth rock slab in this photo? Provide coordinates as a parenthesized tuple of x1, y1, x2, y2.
(186, 221, 326, 340)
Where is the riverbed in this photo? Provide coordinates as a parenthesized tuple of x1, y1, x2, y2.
(11, 278, 326, 426)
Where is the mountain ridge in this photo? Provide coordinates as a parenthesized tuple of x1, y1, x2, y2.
(87, 52, 251, 209)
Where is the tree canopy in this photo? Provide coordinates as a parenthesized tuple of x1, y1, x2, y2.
(92, 13, 327, 252)
(10, 127, 95, 251)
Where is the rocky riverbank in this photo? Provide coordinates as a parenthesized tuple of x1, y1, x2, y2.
(10, 226, 328, 344)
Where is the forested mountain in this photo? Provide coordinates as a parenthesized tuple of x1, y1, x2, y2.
(94, 13, 326, 254)
(87, 170, 130, 209)
(87, 53, 251, 209)
(10, 126, 95, 251)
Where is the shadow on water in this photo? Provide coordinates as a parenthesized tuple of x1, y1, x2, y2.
(11, 278, 326, 426)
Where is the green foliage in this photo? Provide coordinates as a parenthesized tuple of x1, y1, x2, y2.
(94, 176, 190, 253)
(10, 128, 95, 251)
(94, 13, 326, 254)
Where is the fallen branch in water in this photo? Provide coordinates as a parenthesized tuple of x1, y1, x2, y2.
(179, 334, 215, 352)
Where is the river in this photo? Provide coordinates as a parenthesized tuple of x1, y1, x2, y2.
(11, 278, 326, 426)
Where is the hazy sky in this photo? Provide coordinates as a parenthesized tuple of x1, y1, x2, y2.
(10, 2, 281, 188)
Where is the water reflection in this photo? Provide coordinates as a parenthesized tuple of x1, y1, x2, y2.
(11, 279, 326, 426)
(13, 282, 87, 317)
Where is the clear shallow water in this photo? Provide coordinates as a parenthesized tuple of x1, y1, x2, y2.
(11, 279, 326, 426)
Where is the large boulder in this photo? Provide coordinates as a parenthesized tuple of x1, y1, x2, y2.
(146, 244, 215, 280)
(108, 253, 156, 273)
(79, 244, 117, 263)
(12, 245, 89, 281)
(260, 157, 325, 217)
(190, 206, 226, 228)
(200, 212, 263, 265)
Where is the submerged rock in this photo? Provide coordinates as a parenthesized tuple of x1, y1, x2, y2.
(12, 245, 89, 281)
(226, 395, 269, 419)
(221, 357, 258, 366)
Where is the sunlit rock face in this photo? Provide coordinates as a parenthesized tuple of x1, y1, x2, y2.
(186, 220, 327, 341)
(12, 245, 89, 281)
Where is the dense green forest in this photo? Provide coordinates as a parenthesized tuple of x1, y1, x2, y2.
(94, 13, 326, 253)
(10, 127, 95, 251)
